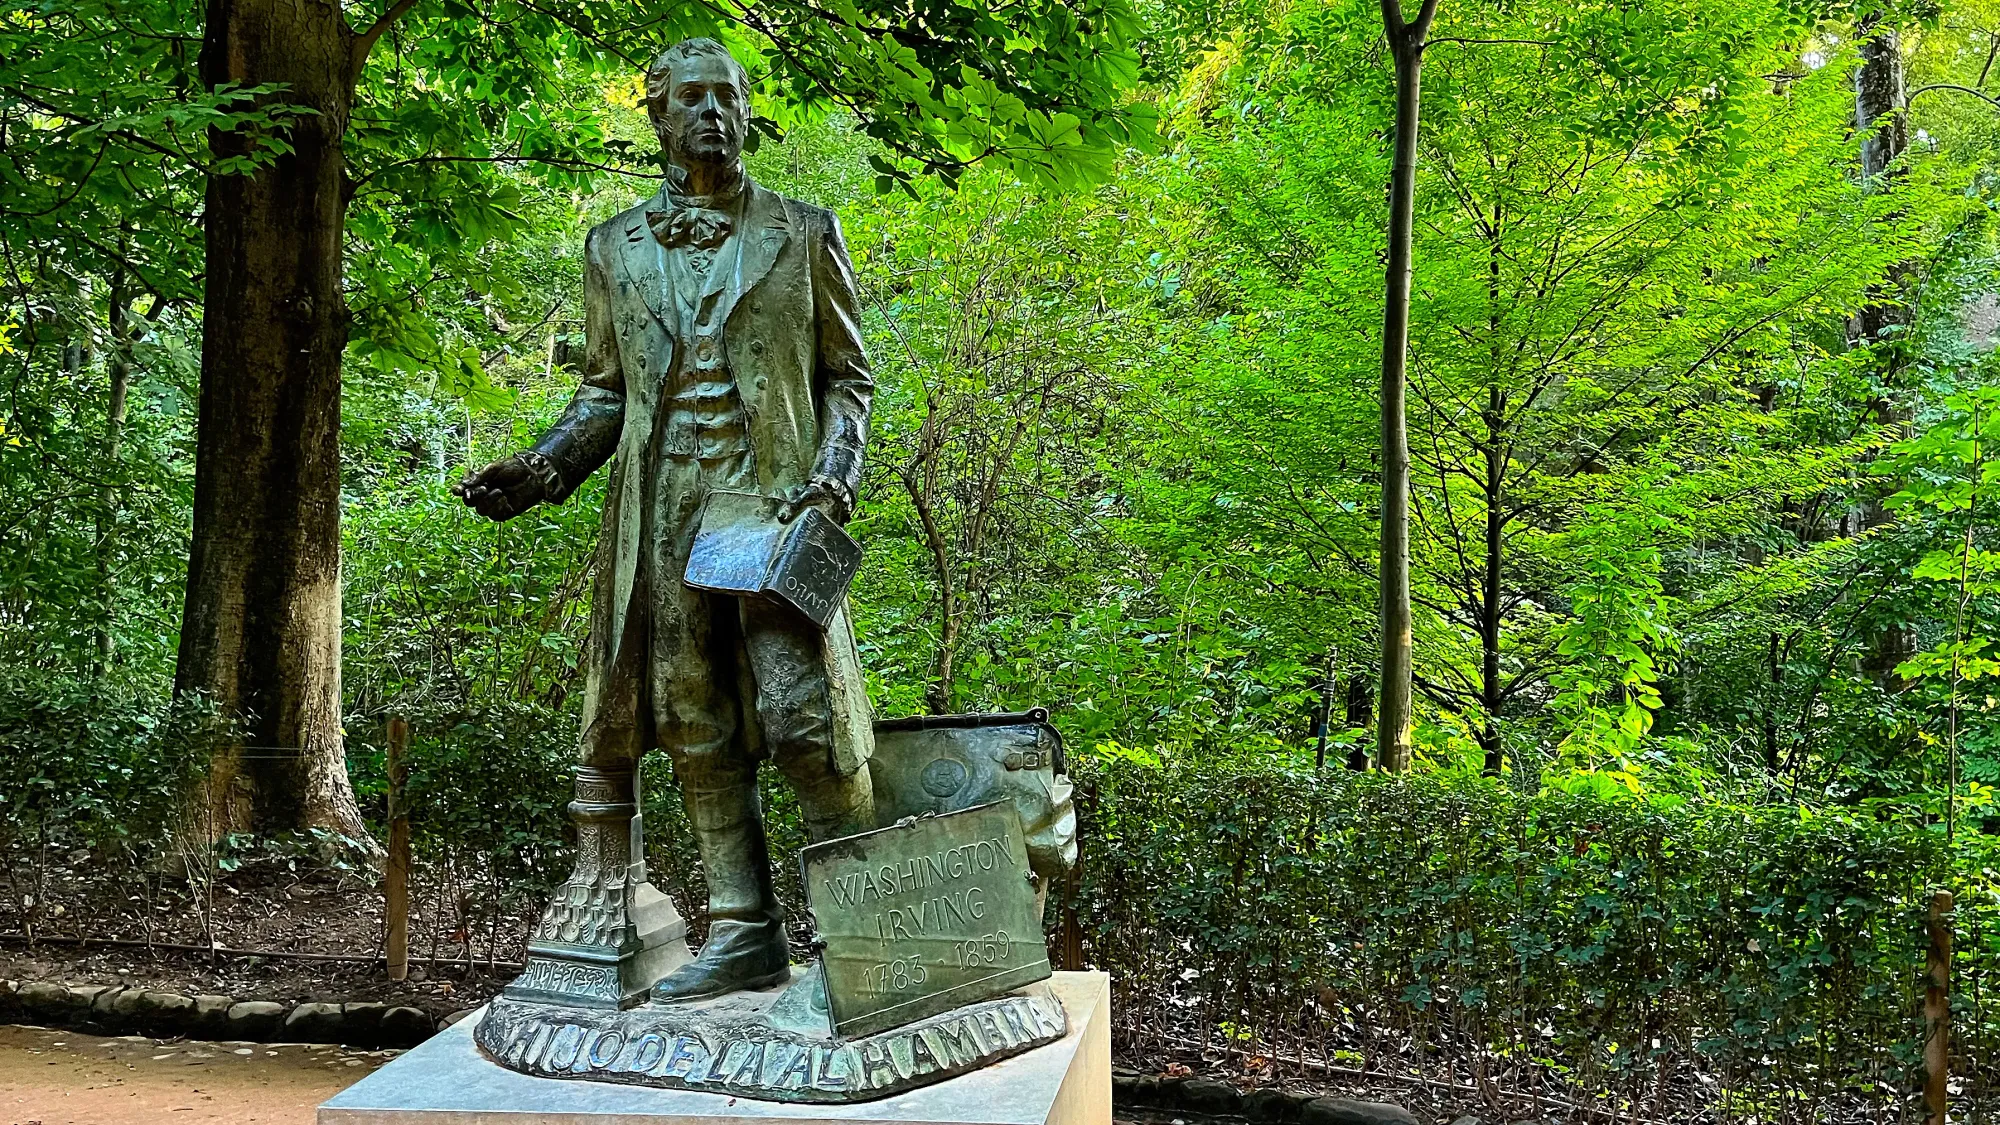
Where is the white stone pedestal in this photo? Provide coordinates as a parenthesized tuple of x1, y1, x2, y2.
(318, 972, 1109, 1125)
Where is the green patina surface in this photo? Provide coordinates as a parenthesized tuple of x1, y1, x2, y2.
(803, 803, 1050, 1038)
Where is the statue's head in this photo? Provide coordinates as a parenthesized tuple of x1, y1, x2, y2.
(645, 38, 750, 172)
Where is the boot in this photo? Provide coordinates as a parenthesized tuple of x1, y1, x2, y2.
(652, 775, 789, 1001)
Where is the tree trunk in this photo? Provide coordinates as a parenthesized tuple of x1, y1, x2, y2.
(1344, 673, 1373, 771)
(902, 399, 959, 716)
(1314, 652, 1336, 769)
(1477, 211, 1506, 776)
(1855, 18, 1905, 185)
(1479, 385, 1505, 775)
(180, 0, 369, 844)
(93, 258, 137, 677)
(1764, 631, 1782, 771)
(1375, 0, 1439, 772)
(1851, 12, 1914, 690)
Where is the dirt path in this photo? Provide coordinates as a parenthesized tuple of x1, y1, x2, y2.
(0, 1024, 389, 1125)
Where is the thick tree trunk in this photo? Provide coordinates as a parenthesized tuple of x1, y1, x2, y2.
(1376, 0, 1438, 772)
(1855, 19, 1906, 185)
(180, 0, 368, 843)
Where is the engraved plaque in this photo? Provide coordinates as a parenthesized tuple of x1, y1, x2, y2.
(803, 803, 1051, 1039)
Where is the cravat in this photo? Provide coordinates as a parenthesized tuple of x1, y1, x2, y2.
(647, 206, 732, 250)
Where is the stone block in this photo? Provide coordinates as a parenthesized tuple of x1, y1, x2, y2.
(226, 1000, 288, 1039)
(1183, 1076, 1243, 1115)
(285, 1001, 349, 1043)
(103, 987, 155, 1028)
(141, 991, 198, 1033)
(69, 983, 115, 1014)
(380, 1006, 434, 1047)
(15, 980, 72, 1020)
(88, 986, 132, 1029)
(342, 1002, 389, 1046)
(1244, 1087, 1313, 1122)
(1301, 1097, 1420, 1125)
(192, 995, 234, 1036)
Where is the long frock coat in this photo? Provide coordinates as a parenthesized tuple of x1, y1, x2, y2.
(528, 176, 876, 777)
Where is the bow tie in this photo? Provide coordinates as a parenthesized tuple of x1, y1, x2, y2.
(647, 206, 732, 250)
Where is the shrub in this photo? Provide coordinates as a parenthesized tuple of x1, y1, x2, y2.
(0, 670, 217, 859)
(1072, 756, 1948, 1116)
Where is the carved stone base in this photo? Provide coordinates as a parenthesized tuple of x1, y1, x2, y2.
(472, 966, 1068, 1103)
(505, 767, 691, 1010)
(505, 880, 691, 1009)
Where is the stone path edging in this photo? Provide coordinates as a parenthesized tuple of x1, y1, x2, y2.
(0, 977, 461, 1048)
(1116, 1070, 1424, 1125)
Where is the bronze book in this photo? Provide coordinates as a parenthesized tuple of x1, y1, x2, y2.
(683, 489, 862, 630)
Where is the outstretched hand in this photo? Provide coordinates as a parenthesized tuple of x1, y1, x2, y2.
(453, 454, 546, 521)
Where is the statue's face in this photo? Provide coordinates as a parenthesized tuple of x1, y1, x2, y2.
(654, 52, 747, 167)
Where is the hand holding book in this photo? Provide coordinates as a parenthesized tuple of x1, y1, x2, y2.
(685, 490, 863, 630)
(774, 475, 854, 525)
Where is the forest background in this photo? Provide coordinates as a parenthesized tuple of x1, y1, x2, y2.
(8, 0, 2000, 1116)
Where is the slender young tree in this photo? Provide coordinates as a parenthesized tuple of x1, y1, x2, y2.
(1375, 0, 1441, 771)
(1851, 9, 1916, 689)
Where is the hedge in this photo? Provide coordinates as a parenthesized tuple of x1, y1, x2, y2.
(4, 682, 1992, 1119)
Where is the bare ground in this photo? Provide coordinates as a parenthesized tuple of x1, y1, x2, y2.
(0, 1023, 389, 1125)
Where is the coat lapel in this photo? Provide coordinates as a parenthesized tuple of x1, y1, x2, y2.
(617, 189, 675, 332)
(719, 181, 791, 326)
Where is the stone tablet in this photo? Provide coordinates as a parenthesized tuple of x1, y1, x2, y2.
(805, 803, 1051, 1038)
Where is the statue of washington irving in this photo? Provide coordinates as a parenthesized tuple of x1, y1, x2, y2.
(454, 37, 875, 1005)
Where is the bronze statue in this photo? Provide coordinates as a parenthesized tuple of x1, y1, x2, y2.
(455, 36, 877, 1006)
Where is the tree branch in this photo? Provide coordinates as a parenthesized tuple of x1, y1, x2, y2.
(1380, 0, 1407, 38)
(352, 0, 424, 71)
(349, 152, 663, 193)
(1424, 36, 1553, 50)
(1908, 83, 2000, 112)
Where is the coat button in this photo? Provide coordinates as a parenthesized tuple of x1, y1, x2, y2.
(754, 376, 767, 391)
(751, 340, 764, 356)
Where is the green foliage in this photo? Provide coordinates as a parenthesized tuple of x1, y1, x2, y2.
(346, 701, 575, 890)
(1882, 379, 2000, 795)
(10, 0, 2000, 1107)
(0, 670, 219, 855)
(1548, 503, 1679, 764)
(1077, 755, 1949, 1108)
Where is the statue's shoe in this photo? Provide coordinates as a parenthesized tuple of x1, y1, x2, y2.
(651, 919, 789, 1002)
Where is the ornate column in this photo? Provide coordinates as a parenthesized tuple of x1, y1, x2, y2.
(504, 765, 688, 1008)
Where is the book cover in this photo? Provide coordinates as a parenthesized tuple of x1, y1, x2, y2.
(683, 490, 861, 630)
